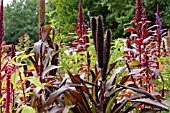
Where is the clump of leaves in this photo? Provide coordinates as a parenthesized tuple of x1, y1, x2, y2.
(40, 14, 169, 113)
(156, 56, 170, 98)
(16, 33, 31, 51)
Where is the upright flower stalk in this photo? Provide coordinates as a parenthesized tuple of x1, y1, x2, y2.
(5, 67, 12, 113)
(77, 0, 89, 44)
(77, 0, 91, 79)
(38, 0, 45, 80)
(39, 0, 45, 27)
(0, 0, 4, 103)
(155, 4, 162, 58)
(96, 16, 104, 69)
(91, 16, 112, 112)
(91, 16, 112, 80)
(38, 0, 45, 40)
(134, 0, 142, 23)
(135, 0, 143, 63)
(38, 0, 45, 110)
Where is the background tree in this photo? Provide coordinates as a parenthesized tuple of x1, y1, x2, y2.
(46, 0, 170, 38)
(46, 0, 115, 36)
(4, 0, 38, 44)
(102, 0, 170, 37)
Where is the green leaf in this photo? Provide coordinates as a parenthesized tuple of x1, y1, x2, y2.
(21, 106, 35, 113)
(106, 92, 119, 113)
(16, 105, 35, 113)
(11, 68, 19, 87)
(21, 53, 35, 60)
(129, 60, 141, 67)
(27, 76, 44, 89)
(0, 94, 6, 103)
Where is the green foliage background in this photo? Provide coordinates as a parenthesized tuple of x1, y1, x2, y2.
(4, 0, 38, 44)
(46, 0, 170, 38)
(3, 0, 170, 43)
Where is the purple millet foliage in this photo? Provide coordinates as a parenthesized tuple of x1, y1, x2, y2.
(77, 0, 89, 44)
(0, 0, 4, 44)
(134, 0, 142, 23)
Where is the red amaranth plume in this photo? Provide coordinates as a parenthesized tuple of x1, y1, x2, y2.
(77, 0, 89, 44)
(134, 0, 142, 23)
(0, 0, 4, 101)
(0, 0, 4, 43)
(5, 66, 12, 113)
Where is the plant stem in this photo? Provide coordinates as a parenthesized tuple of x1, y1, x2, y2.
(5, 72, 11, 113)
(0, 44, 2, 113)
(18, 72, 26, 104)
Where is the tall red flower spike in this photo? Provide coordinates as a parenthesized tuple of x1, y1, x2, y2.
(77, 0, 89, 44)
(134, 0, 142, 23)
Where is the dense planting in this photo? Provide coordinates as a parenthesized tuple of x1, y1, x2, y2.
(0, 0, 170, 113)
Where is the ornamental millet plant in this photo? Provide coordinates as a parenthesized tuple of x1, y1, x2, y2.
(91, 16, 112, 80)
(38, 0, 45, 81)
(91, 15, 112, 112)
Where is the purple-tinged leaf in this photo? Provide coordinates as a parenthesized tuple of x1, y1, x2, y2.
(145, 21, 152, 24)
(41, 86, 68, 111)
(162, 32, 167, 37)
(59, 78, 68, 87)
(49, 106, 63, 113)
(119, 75, 130, 85)
(128, 68, 146, 75)
(143, 36, 154, 43)
(43, 47, 54, 69)
(147, 25, 159, 31)
(150, 68, 162, 76)
(42, 65, 61, 79)
(107, 57, 125, 75)
(124, 48, 139, 55)
(62, 105, 75, 113)
(140, 109, 160, 113)
(119, 85, 156, 100)
(113, 100, 128, 113)
(105, 87, 123, 98)
(130, 98, 169, 110)
(106, 66, 127, 88)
